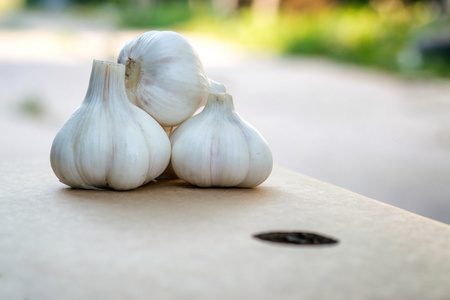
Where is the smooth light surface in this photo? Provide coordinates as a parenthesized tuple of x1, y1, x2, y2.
(1, 160, 449, 300)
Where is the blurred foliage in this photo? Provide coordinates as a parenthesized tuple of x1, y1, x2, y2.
(17, 95, 46, 118)
(119, 1, 193, 28)
(21, 0, 450, 78)
(103, 0, 450, 78)
(0, 0, 25, 11)
(183, 1, 450, 78)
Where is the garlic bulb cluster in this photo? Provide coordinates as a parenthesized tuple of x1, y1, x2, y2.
(118, 31, 217, 127)
(51, 30, 272, 190)
(50, 60, 171, 190)
(170, 93, 273, 188)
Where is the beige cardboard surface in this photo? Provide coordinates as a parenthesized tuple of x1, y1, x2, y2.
(0, 160, 449, 300)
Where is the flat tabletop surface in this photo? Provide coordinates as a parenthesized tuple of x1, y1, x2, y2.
(1, 160, 449, 300)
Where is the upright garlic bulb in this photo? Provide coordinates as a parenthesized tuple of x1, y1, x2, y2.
(170, 93, 273, 187)
(118, 30, 218, 127)
(50, 60, 171, 190)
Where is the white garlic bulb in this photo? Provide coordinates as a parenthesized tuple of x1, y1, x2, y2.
(170, 93, 273, 187)
(50, 60, 171, 190)
(118, 30, 218, 127)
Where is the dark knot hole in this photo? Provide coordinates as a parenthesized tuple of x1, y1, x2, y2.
(253, 231, 339, 246)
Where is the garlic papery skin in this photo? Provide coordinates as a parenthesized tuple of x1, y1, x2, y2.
(160, 80, 225, 137)
(118, 30, 217, 127)
(208, 78, 226, 94)
(170, 93, 273, 188)
(50, 60, 171, 190)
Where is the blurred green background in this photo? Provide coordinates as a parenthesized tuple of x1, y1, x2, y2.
(4, 0, 450, 78)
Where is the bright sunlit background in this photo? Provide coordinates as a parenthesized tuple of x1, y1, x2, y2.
(1, 0, 450, 224)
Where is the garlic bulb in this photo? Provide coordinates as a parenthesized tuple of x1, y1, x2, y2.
(158, 80, 225, 180)
(118, 30, 218, 127)
(50, 60, 171, 190)
(170, 93, 273, 187)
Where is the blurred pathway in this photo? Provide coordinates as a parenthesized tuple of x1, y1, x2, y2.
(1, 25, 450, 224)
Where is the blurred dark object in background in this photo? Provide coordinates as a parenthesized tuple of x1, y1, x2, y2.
(420, 38, 450, 61)
(26, 0, 70, 9)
